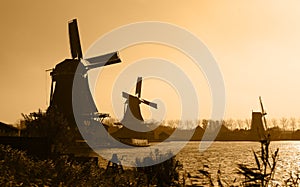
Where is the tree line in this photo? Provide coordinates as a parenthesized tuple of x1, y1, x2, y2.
(103, 117, 300, 132)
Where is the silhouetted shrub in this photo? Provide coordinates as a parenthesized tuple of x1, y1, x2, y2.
(136, 149, 183, 187)
(0, 145, 106, 186)
(22, 108, 77, 153)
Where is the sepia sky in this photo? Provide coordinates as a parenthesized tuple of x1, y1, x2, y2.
(1, 0, 300, 124)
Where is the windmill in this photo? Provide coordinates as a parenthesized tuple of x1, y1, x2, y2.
(250, 96, 268, 140)
(48, 19, 121, 142)
(121, 77, 157, 131)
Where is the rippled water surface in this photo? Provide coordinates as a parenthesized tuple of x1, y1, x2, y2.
(177, 141, 300, 185)
(97, 141, 300, 185)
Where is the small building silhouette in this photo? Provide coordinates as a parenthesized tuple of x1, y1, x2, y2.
(0, 122, 18, 136)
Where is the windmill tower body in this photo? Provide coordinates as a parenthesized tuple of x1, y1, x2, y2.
(250, 97, 267, 140)
(121, 95, 145, 129)
(250, 112, 265, 140)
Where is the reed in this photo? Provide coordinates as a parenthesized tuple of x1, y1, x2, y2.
(237, 136, 279, 187)
(197, 136, 281, 187)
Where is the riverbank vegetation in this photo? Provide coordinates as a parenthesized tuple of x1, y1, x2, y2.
(0, 145, 184, 186)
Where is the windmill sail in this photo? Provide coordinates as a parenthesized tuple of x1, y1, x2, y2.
(141, 99, 157, 109)
(68, 19, 82, 59)
(259, 96, 268, 130)
(85, 52, 121, 69)
(135, 77, 142, 97)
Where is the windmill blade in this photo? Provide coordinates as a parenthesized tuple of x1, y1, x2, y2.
(263, 116, 268, 130)
(85, 52, 121, 69)
(135, 77, 142, 98)
(122, 92, 142, 105)
(122, 92, 130, 99)
(140, 99, 157, 109)
(68, 19, 82, 59)
(259, 96, 266, 115)
(259, 96, 268, 131)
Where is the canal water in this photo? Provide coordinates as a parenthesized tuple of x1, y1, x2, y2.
(96, 141, 300, 185)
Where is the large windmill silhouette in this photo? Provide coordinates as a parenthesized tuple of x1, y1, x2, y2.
(48, 19, 121, 142)
(121, 77, 158, 131)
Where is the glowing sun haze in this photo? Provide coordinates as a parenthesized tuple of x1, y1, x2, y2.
(1, 0, 300, 124)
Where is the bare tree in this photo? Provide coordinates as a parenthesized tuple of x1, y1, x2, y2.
(297, 118, 300, 131)
(208, 119, 217, 131)
(202, 119, 208, 130)
(271, 118, 278, 128)
(244, 118, 251, 130)
(236, 119, 244, 130)
(225, 118, 234, 131)
(166, 120, 177, 128)
(280, 117, 288, 131)
(160, 120, 167, 126)
(184, 120, 195, 129)
(290, 117, 297, 132)
(194, 119, 202, 127)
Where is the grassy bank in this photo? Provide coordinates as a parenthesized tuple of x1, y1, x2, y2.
(0, 145, 183, 187)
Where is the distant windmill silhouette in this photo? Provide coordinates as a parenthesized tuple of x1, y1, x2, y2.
(251, 96, 268, 140)
(48, 19, 121, 142)
(121, 77, 157, 131)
